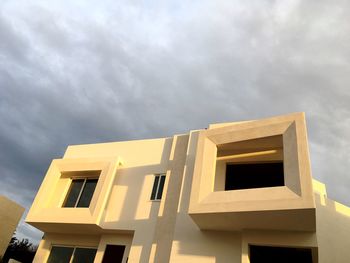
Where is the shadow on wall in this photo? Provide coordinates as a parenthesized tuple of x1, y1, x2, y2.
(100, 128, 350, 263)
(101, 138, 173, 262)
(172, 131, 243, 263)
(101, 134, 218, 263)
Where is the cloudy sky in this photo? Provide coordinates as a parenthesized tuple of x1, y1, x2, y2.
(1, 0, 350, 244)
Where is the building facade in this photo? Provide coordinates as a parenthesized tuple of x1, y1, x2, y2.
(0, 195, 25, 258)
(27, 113, 350, 263)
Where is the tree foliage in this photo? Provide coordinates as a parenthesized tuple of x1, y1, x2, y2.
(1, 235, 37, 263)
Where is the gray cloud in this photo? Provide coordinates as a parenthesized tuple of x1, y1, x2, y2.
(1, 0, 350, 243)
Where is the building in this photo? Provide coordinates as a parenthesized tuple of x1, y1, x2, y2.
(26, 113, 350, 263)
(0, 195, 25, 258)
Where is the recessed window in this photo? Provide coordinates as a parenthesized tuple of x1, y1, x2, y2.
(225, 162, 284, 190)
(63, 178, 98, 208)
(102, 245, 126, 263)
(47, 246, 97, 263)
(150, 174, 166, 201)
(214, 135, 284, 191)
(249, 245, 313, 263)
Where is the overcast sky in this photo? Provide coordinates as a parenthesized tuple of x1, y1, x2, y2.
(1, 0, 350, 244)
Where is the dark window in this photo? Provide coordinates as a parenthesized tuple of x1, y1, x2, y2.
(77, 179, 98, 207)
(47, 246, 97, 263)
(64, 180, 84, 207)
(102, 245, 126, 263)
(151, 176, 160, 200)
(47, 246, 74, 263)
(150, 174, 166, 201)
(249, 245, 313, 263)
(72, 248, 97, 263)
(63, 178, 98, 208)
(225, 162, 284, 190)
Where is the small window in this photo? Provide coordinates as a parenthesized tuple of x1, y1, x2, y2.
(63, 178, 98, 208)
(47, 246, 97, 263)
(150, 174, 166, 201)
(249, 245, 313, 263)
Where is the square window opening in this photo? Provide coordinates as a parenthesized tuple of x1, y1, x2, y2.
(62, 170, 100, 208)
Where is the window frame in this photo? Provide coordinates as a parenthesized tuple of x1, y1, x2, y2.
(47, 245, 97, 263)
(63, 177, 99, 208)
(150, 174, 166, 201)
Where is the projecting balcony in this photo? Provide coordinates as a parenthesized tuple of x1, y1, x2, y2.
(188, 113, 316, 232)
(26, 157, 122, 234)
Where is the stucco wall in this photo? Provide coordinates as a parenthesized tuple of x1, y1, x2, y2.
(0, 196, 24, 257)
(28, 113, 350, 263)
(315, 191, 350, 262)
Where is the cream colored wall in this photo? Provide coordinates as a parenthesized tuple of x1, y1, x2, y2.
(27, 113, 350, 263)
(150, 135, 189, 262)
(168, 129, 350, 263)
(0, 196, 24, 257)
(315, 191, 350, 262)
(169, 131, 242, 263)
(30, 137, 176, 262)
(168, 174, 350, 263)
(168, 123, 318, 263)
(189, 113, 316, 233)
